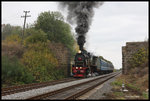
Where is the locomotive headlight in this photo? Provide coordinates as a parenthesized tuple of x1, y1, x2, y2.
(78, 50, 81, 53)
(80, 67, 82, 69)
(76, 67, 78, 69)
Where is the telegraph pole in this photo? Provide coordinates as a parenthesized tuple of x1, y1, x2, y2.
(21, 11, 31, 40)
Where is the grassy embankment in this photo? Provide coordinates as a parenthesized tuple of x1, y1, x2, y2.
(104, 44, 149, 99)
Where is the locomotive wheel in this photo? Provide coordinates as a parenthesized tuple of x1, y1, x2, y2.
(84, 69, 90, 78)
(86, 69, 89, 75)
(83, 73, 87, 78)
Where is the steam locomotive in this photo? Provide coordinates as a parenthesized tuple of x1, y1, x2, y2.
(72, 49, 114, 78)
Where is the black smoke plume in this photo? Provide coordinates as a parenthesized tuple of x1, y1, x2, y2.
(59, 2, 103, 50)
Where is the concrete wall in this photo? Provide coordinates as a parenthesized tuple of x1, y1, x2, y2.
(122, 41, 148, 74)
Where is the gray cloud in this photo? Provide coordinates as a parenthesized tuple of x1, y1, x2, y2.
(2, 2, 148, 69)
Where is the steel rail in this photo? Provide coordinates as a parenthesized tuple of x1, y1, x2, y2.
(2, 78, 78, 96)
(65, 72, 121, 100)
(27, 72, 121, 100)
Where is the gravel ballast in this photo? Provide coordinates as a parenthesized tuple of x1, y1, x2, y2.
(2, 73, 113, 100)
(86, 73, 122, 99)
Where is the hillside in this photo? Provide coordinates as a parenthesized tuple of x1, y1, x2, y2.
(2, 11, 77, 87)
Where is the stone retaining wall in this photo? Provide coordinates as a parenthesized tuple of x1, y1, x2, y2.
(122, 41, 148, 74)
(48, 42, 72, 77)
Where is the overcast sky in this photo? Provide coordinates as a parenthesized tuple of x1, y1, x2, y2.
(2, 1, 148, 69)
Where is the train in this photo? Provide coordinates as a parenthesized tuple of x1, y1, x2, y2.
(72, 49, 114, 78)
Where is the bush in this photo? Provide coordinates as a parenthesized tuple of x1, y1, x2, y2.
(142, 92, 148, 99)
(52, 67, 66, 80)
(128, 47, 148, 69)
(2, 56, 34, 86)
(3, 34, 22, 44)
(21, 42, 59, 82)
(2, 39, 24, 59)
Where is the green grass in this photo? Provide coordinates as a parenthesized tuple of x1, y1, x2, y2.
(142, 92, 148, 99)
(126, 83, 140, 91)
(114, 92, 124, 97)
(111, 80, 123, 86)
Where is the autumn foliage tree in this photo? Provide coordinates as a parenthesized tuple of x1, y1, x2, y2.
(21, 42, 59, 82)
(2, 11, 77, 86)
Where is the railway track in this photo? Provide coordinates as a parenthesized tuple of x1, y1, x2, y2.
(2, 77, 79, 96)
(27, 71, 121, 100)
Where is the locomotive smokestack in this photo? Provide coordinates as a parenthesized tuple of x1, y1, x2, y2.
(59, 2, 103, 50)
(77, 35, 85, 50)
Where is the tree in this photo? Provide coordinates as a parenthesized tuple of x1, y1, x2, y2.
(2, 24, 22, 40)
(34, 11, 75, 51)
(23, 29, 48, 47)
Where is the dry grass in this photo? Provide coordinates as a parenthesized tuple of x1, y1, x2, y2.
(2, 42, 24, 59)
(104, 63, 149, 99)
